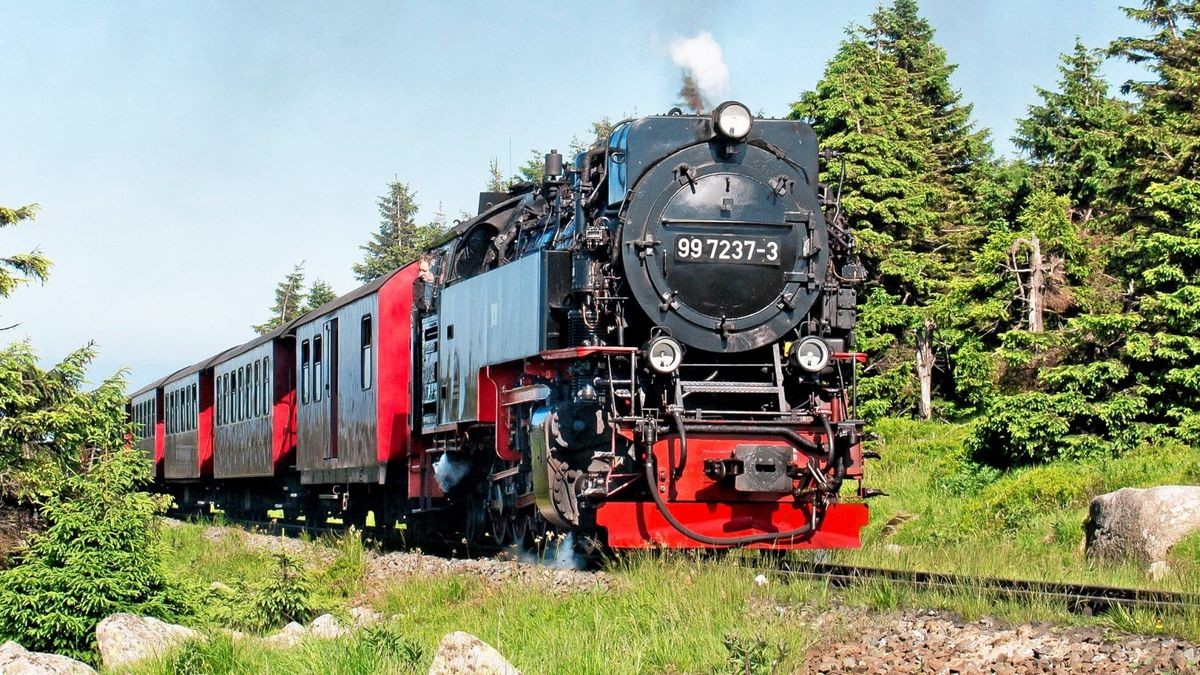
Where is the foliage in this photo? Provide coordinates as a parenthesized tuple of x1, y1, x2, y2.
(0, 341, 130, 501)
(1015, 39, 1129, 209)
(305, 278, 337, 312)
(485, 157, 508, 192)
(0, 203, 52, 303)
(352, 180, 447, 283)
(722, 632, 785, 675)
(0, 448, 183, 664)
(239, 553, 314, 632)
(252, 262, 308, 335)
(793, 0, 993, 418)
(252, 263, 338, 335)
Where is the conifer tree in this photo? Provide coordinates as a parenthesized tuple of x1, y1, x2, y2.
(1107, 0, 1200, 441)
(1015, 39, 1130, 211)
(304, 279, 336, 312)
(792, 20, 963, 418)
(353, 180, 446, 282)
(1, 204, 51, 303)
(252, 263, 307, 335)
(485, 158, 507, 192)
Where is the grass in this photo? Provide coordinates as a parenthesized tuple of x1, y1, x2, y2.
(134, 549, 834, 674)
(815, 418, 1200, 593)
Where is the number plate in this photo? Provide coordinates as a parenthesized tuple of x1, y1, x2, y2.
(673, 235, 782, 265)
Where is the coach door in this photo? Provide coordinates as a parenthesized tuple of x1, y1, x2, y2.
(324, 318, 339, 459)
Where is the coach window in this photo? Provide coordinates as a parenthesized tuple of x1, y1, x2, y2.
(253, 361, 261, 418)
(261, 357, 270, 413)
(313, 334, 323, 402)
(189, 385, 196, 431)
(243, 367, 251, 420)
(361, 315, 373, 390)
(301, 340, 311, 404)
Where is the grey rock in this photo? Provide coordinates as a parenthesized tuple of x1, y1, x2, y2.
(1149, 560, 1171, 581)
(349, 606, 383, 627)
(308, 614, 348, 640)
(0, 641, 95, 675)
(95, 614, 202, 671)
(262, 622, 307, 649)
(427, 631, 521, 675)
(1085, 486, 1200, 566)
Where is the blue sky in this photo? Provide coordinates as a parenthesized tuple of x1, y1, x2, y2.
(0, 1, 1148, 391)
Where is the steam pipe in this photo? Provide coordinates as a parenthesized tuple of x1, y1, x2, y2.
(677, 423, 829, 459)
(671, 409, 687, 479)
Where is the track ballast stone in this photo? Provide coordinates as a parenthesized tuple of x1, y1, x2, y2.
(799, 609, 1198, 674)
(366, 551, 610, 594)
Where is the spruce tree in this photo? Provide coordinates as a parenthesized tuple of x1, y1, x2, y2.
(792, 27, 957, 417)
(252, 263, 307, 335)
(1107, 0, 1200, 441)
(354, 180, 427, 282)
(304, 279, 336, 312)
(1, 203, 51, 302)
(1015, 39, 1130, 211)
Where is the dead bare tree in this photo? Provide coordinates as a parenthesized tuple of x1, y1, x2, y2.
(915, 319, 936, 421)
(1008, 235, 1065, 333)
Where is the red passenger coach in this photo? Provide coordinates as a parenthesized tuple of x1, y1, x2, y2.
(128, 378, 165, 478)
(288, 262, 420, 527)
(207, 326, 298, 518)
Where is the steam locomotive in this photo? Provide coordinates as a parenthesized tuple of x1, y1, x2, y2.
(128, 102, 870, 549)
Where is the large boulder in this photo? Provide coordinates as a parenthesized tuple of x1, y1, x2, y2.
(95, 613, 203, 671)
(428, 631, 521, 675)
(0, 641, 96, 675)
(1085, 486, 1200, 567)
(262, 622, 307, 649)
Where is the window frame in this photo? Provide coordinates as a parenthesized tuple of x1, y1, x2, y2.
(360, 314, 373, 391)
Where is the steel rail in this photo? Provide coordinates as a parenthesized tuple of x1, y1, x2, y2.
(757, 561, 1199, 614)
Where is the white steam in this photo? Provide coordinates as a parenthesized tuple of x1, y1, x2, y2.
(433, 453, 470, 492)
(668, 32, 731, 102)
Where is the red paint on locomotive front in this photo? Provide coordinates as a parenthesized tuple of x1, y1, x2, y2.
(597, 500, 868, 549)
(595, 434, 868, 549)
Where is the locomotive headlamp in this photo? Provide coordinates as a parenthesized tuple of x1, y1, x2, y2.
(790, 337, 831, 373)
(644, 336, 684, 374)
(712, 101, 753, 141)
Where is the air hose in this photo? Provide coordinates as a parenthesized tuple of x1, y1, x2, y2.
(643, 451, 824, 547)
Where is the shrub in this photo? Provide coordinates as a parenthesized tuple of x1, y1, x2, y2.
(966, 387, 1143, 468)
(0, 448, 185, 663)
(238, 553, 313, 632)
(966, 462, 1102, 530)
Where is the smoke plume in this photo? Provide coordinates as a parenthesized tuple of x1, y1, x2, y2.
(669, 32, 731, 113)
(433, 453, 470, 492)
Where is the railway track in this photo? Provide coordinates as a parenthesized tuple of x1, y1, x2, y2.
(763, 560, 1200, 615)
(178, 513, 1198, 615)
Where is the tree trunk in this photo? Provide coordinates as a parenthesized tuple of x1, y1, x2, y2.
(915, 319, 936, 421)
(1027, 234, 1045, 333)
